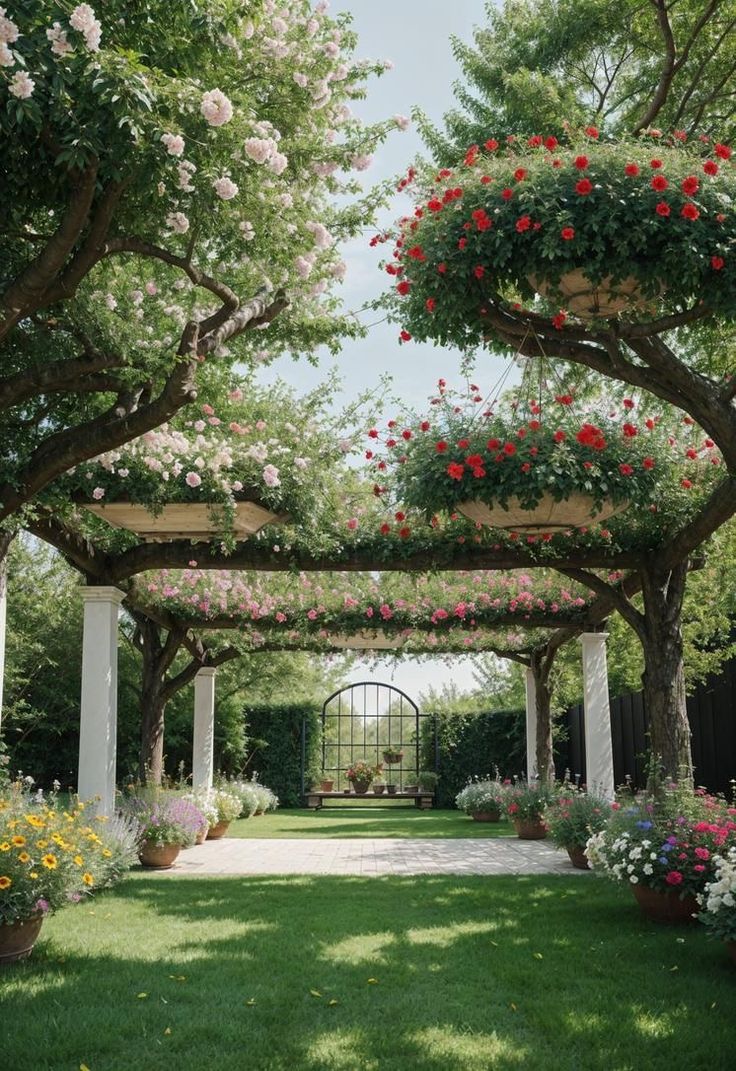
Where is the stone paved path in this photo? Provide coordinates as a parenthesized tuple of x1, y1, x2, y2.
(157, 837, 590, 877)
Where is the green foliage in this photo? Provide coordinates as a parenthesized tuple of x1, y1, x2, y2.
(419, 0, 736, 158)
(543, 787, 613, 848)
(242, 703, 321, 808)
(421, 708, 526, 807)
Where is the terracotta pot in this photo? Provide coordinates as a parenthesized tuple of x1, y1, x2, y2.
(206, 820, 231, 840)
(513, 817, 548, 840)
(386, 785, 398, 796)
(631, 883, 699, 924)
(471, 809, 501, 823)
(139, 841, 181, 869)
(195, 829, 207, 845)
(351, 781, 371, 795)
(566, 845, 590, 870)
(320, 780, 334, 793)
(527, 270, 651, 319)
(726, 940, 736, 966)
(373, 784, 386, 795)
(0, 915, 44, 966)
(458, 492, 626, 535)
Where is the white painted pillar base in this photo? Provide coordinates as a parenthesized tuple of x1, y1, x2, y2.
(193, 668, 216, 791)
(525, 667, 538, 782)
(0, 561, 7, 733)
(78, 587, 124, 815)
(579, 632, 615, 799)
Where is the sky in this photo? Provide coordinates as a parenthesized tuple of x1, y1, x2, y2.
(260, 0, 509, 702)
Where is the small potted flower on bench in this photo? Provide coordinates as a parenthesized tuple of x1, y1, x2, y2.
(346, 760, 377, 794)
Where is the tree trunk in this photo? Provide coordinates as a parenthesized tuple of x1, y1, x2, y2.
(639, 562, 693, 787)
(138, 648, 168, 784)
(530, 650, 555, 783)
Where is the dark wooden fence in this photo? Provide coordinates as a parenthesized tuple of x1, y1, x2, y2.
(560, 658, 736, 795)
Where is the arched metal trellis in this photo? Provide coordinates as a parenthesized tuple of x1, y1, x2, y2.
(315, 681, 434, 791)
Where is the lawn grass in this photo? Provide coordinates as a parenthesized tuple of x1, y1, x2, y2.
(2, 874, 734, 1071)
(230, 806, 515, 838)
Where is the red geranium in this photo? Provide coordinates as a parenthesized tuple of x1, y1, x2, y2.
(561, 226, 575, 240)
(575, 178, 593, 195)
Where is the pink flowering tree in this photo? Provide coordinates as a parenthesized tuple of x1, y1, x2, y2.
(0, 0, 403, 549)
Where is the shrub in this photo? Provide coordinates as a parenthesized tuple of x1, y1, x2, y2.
(504, 781, 558, 821)
(243, 703, 321, 807)
(455, 777, 508, 815)
(544, 788, 613, 849)
(699, 847, 736, 942)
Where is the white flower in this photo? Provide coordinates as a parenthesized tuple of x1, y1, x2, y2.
(166, 212, 190, 234)
(244, 137, 275, 164)
(0, 41, 14, 67)
(213, 176, 238, 200)
(161, 132, 185, 157)
(9, 70, 34, 98)
(0, 9, 20, 44)
(393, 114, 411, 131)
(294, 457, 309, 470)
(306, 221, 332, 250)
(47, 22, 73, 57)
(351, 153, 373, 172)
(92, 487, 105, 500)
(200, 88, 233, 127)
(104, 293, 117, 311)
(262, 464, 281, 487)
(239, 221, 255, 241)
(70, 4, 101, 51)
(268, 151, 288, 175)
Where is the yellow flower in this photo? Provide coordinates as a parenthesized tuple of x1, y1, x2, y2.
(17, 851, 31, 864)
(82, 872, 94, 887)
(86, 833, 101, 845)
(0, 876, 11, 890)
(73, 855, 83, 867)
(29, 872, 38, 879)
(11, 835, 26, 847)
(36, 839, 49, 849)
(41, 853, 58, 870)
(0, 842, 10, 852)
(25, 814, 45, 829)
(102, 849, 112, 858)
(52, 833, 65, 846)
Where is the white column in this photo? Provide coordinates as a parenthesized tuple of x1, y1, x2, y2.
(193, 668, 216, 791)
(0, 561, 7, 732)
(78, 586, 124, 815)
(579, 632, 615, 799)
(525, 666, 537, 781)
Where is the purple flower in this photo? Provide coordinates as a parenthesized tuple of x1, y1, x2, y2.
(34, 898, 50, 914)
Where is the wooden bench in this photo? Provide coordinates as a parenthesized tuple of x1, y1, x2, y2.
(305, 790, 434, 810)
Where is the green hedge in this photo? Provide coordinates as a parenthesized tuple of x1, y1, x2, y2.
(420, 709, 526, 808)
(243, 703, 321, 808)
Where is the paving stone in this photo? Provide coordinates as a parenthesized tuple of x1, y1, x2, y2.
(153, 837, 592, 878)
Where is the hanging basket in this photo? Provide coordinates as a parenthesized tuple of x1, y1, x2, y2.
(457, 491, 626, 533)
(82, 499, 289, 541)
(527, 271, 655, 320)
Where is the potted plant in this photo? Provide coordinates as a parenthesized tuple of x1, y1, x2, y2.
(373, 776, 387, 796)
(0, 781, 134, 964)
(418, 771, 438, 793)
(346, 761, 377, 794)
(368, 382, 664, 533)
(544, 789, 613, 868)
(206, 788, 244, 838)
(455, 778, 508, 822)
(125, 794, 206, 866)
(698, 847, 736, 964)
(504, 781, 557, 839)
(184, 791, 216, 844)
(319, 778, 335, 793)
(586, 787, 736, 923)
(382, 747, 404, 765)
(385, 773, 398, 796)
(383, 134, 736, 347)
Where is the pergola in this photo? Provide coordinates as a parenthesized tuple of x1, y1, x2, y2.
(9, 507, 662, 814)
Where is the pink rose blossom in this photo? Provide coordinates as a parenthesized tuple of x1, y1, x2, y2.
(201, 89, 233, 127)
(185, 472, 202, 488)
(92, 487, 105, 500)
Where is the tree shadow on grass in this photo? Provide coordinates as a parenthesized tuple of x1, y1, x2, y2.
(1, 876, 735, 1071)
(232, 808, 515, 839)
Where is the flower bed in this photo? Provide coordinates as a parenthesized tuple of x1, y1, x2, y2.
(383, 132, 736, 349)
(699, 847, 736, 955)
